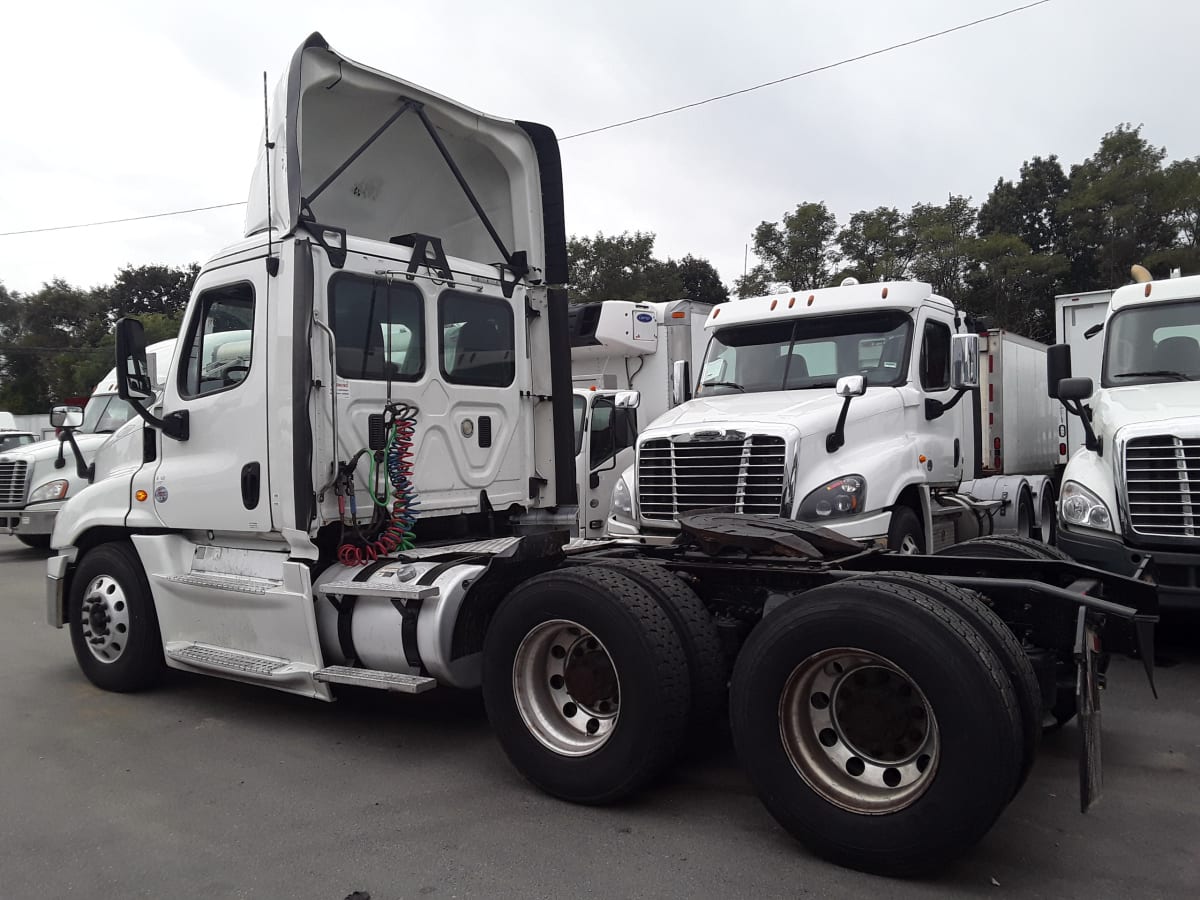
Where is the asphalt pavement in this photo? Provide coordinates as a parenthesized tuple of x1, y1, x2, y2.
(1, 535, 1197, 899)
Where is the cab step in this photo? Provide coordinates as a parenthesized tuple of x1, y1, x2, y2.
(166, 642, 301, 677)
(164, 572, 281, 595)
(313, 665, 436, 694)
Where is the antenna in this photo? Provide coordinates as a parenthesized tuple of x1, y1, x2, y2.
(263, 72, 279, 276)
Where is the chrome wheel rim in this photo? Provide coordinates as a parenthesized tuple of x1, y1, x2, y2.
(80, 575, 130, 664)
(779, 648, 939, 814)
(898, 533, 921, 554)
(512, 619, 620, 757)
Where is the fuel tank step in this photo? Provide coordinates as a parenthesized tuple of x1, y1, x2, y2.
(313, 665, 436, 693)
(166, 642, 295, 676)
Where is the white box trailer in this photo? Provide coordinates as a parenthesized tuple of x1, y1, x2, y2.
(1054, 290, 1112, 463)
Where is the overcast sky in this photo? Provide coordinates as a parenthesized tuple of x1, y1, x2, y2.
(2, 0, 1197, 296)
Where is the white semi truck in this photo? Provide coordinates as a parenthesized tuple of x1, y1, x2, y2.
(605, 285, 1060, 552)
(45, 33, 1156, 877)
(0, 340, 175, 547)
(1048, 268, 1200, 611)
(570, 299, 710, 538)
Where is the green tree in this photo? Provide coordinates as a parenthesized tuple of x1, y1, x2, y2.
(672, 254, 729, 303)
(1146, 157, 1200, 276)
(102, 262, 199, 318)
(738, 202, 840, 296)
(978, 155, 1068, 256)
(909, 195, 977, 298)
(1059, 124, 1175, 289)
(836, 206, 915, 282)
(965, 234, 1069, 342)
(567, 232, 726, 303)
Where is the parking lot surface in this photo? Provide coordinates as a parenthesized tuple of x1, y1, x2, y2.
(1, 535, 1197, 899)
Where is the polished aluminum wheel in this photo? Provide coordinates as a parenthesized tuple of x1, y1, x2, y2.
(512, 619, 620, 757)
(898, 534, 921, 555)
(779, 648, 939, 814)
(79, 574, 130, 664)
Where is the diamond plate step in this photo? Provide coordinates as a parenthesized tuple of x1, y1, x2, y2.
(165, 573, 281, 595)
(318, 576, 439, 600)
(166, 643, 293, 676)
(314, 665, 436, 694)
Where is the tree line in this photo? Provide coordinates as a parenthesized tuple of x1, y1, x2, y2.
(2, 123, 1195, 413)
(570, 124, 1200, 342)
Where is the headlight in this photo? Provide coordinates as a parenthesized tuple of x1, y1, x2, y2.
(1060, 480, 1112, 531)
(610, 476, 635, 524)
(29, 479, 70, 503)
(798, 475, 866, 521)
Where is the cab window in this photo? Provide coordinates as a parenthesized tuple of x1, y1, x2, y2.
(439, 292, 515, 387)
(919, 320, 951, 391)
(330, 274, 424, 381)
(179, 283, 255, 398)
(589, 398, 637, 469)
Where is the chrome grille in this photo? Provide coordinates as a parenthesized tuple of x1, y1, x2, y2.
(638, 435, 786, 523)
(1124, 435, 1200, 539)
(0, 460, 29, 506)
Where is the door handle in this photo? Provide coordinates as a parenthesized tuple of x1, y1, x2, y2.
(241, 462, 261, 510)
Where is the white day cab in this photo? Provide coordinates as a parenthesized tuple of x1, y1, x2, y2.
(1048, 266, 1200, 611)
(45, 33, 1158, 877)
(0, 340, 174, 547)
(569, 299, 710, 537)
(605, 282, 1059, 553)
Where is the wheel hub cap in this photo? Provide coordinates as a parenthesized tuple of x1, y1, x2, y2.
(80, 575, 130, 664)
(780, 648, 939, 814)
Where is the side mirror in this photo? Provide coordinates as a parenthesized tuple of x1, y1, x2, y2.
(950, 333, 980, 390)
(1058, 377, 1094, 402)
(115, 318, 154, 402)
(671, 359, 692, 405)
(614, 390, 640, 409)
(835, 375, 866, 398)
(50, 405, 84, 429)
(1047, 344, 1072, 399)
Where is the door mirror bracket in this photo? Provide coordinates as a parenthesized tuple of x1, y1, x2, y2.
(116, 317, 189, 442)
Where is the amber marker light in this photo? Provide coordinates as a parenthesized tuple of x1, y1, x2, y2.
(135, 490, 148, 502)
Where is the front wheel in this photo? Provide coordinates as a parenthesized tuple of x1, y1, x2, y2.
(482, 565, 690, 805)
(730, 579, 1021, 876)
(68, 542, 164, 692)
(887, 506, 925, 554)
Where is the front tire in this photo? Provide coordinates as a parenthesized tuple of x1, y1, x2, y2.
(887, 506, 925, 554)
(730, 579, 1021, 876)
(482, 565, 690, 805)
(68, 542, 164, 692)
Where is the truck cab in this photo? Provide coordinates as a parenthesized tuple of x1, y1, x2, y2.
(0, 340, 174, 547)
(1049, 270, 1200, 610)
(608, 281, 996, 550)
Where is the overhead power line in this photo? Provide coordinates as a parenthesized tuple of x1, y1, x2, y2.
(559, 0, 1054, 140)
(0, 1, 1053, 238)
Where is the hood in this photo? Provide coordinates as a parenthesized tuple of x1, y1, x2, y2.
(245, 32, 556, 282)
(1094, 382, 1200, 436)
(643, 388, 904, 439)
(0, 431, 110, 465)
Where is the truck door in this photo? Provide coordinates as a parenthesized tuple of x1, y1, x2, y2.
(149, 262, 272, 533)
(915, 313, 963, 485)
(578, 393, 637, 538)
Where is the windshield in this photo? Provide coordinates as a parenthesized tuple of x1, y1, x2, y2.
(1103, 299, 1200, 386)
(79, 394, 136, 434)
(0, 434, 35, 452)
(696, 311, 912, 397)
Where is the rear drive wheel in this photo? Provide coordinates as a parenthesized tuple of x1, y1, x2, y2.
(482, 565, 690, 804)
(886, 506, 925, 554)
(847, 571, 1041, 797)
(730, 578, 1021, 876)
(587, 558, 727, 744)
(68, 542, 164, 692)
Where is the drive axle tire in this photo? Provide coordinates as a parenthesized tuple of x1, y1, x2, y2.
(16, 534, 51, 550)
(848, 571, 1041, 797)
(482, 565, 690, 805)
(68, 542, 164, 692)
(730, 578, 1021, 876)
(587, 558, 727, 744)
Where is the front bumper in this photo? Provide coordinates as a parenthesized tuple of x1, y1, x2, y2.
(2, 502, 62, 536)
(1057, 524, 1200, 612)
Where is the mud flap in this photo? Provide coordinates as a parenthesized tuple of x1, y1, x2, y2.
(1076, 607, 1103, 812)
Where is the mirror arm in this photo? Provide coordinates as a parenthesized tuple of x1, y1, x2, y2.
(1060, 397, 1100, 454)
(925, 387, 970, 421)
(58, 429, 95, 483)
(826, 396, 854, 453)
(128, 399, 189, 442)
